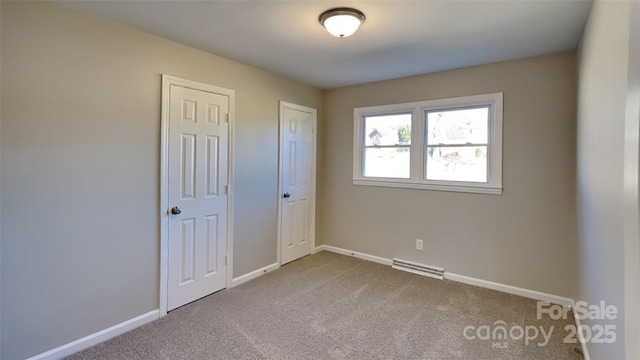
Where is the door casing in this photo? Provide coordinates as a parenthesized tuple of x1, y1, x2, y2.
(159, 75, 235, 316)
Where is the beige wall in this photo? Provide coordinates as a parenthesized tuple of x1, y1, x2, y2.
(0, 2, 322, 359)
(625, 4, 640, 358)
(11, 1, 640, 359)
(576, 1, 639, 358)
(323, 52, 578, 298)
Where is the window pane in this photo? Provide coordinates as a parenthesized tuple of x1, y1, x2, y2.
(364, 147, 410, 178)
(364, 114, 412, 146)
(426, 146, 487, 182)
(426, 107, 489, 145)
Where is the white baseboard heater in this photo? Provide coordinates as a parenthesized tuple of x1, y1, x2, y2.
(392, 258, 445, 280)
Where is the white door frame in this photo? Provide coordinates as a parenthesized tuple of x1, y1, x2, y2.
(159, 75, 235, 316)
(276, 101, 317, 265)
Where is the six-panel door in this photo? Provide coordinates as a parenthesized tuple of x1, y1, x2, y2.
(168, 85, 229, 311)
(281, 106, 315, 265)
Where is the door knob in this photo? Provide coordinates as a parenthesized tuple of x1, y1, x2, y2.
(283, 193, 291, 199)
(171, 206, 182, 215)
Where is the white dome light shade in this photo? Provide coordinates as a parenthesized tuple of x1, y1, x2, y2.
(323, 15, 361, 38)
(319, 8, 366, 38)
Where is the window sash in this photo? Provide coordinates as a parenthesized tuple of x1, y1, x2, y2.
(363, 145, 410, 149)
(424, 105, 492, 146)
(424, 145, 489, 183)
(425, 143, 489, 148)
(362, 112, 413, 147)
(361, 145, 411, 179)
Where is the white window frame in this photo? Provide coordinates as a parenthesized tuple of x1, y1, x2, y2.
(353, 92, 503, 195)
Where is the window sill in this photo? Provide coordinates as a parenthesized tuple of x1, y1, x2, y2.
(352, 179, 503, 195)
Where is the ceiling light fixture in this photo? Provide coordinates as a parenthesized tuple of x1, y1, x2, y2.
(318, 7, 366, 39)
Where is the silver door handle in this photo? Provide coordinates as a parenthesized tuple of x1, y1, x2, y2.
(171, 207, 182, 215)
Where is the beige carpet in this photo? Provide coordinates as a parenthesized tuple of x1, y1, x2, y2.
(67, 251, 583, 359)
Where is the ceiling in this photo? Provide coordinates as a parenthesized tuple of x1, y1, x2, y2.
(57, 0, 593, 89)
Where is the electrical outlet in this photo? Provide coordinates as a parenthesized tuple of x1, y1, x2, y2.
(416, 239, 423, 251)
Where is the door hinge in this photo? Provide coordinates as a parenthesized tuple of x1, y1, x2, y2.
(224, 113, 229, 123)
(224, 256, 227, 266)
(224, 185, 229, 194)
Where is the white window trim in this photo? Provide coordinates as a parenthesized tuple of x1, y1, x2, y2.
(352, 93, 503, 195)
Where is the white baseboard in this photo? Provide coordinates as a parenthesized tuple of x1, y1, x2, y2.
(444, 272, 573, 307)
(231, 262, 280, 287)
(314, 245, 392, 266)
(317, 244, 573, 307)
(27, 310, 159, 360)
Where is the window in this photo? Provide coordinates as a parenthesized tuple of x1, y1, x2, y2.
(353, 93, 503, 194)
